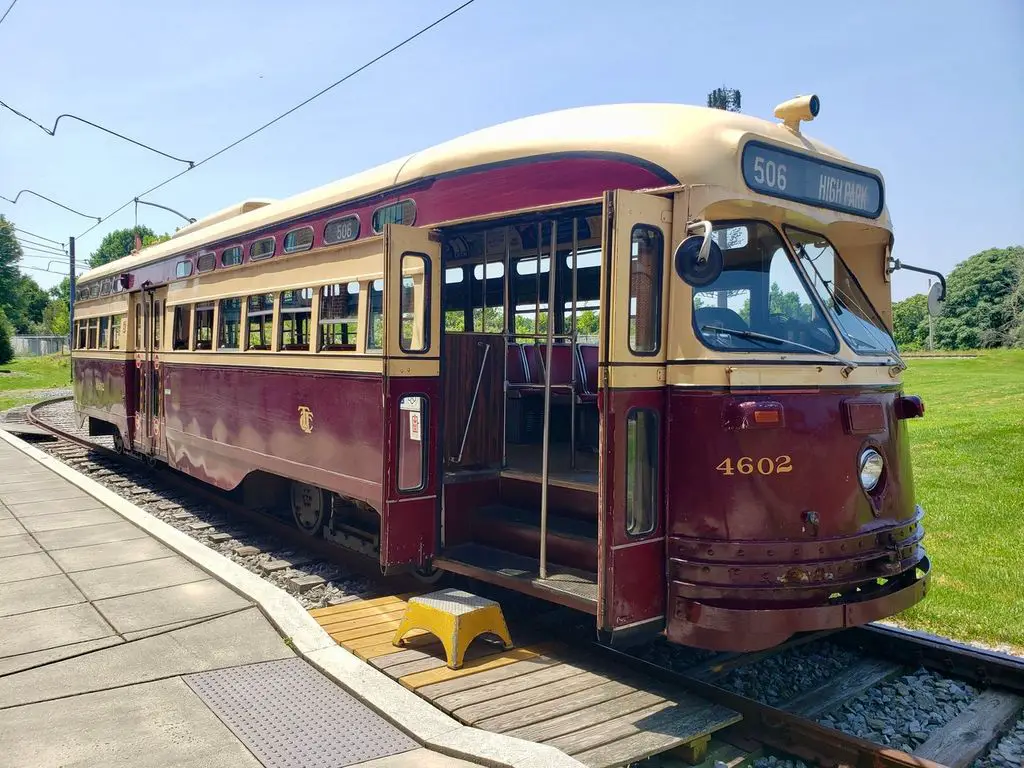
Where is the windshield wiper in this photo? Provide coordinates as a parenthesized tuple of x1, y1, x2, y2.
(700, 325, 859, 374)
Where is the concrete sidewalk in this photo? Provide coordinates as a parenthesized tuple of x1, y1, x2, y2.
(0, 437, 476, 768)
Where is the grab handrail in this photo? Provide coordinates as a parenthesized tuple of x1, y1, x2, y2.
(452, 341, 491, 465)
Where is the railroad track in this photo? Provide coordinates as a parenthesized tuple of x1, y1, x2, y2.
(23, 397, 1024, 768)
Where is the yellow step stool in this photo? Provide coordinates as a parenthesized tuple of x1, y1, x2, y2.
(392, 588, 513, 669)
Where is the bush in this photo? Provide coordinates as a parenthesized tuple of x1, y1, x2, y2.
(0, 309, 13, 365)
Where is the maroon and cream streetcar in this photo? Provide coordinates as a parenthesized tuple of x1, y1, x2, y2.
(71, 95, 934, 651)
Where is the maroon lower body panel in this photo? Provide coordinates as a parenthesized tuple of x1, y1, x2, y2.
(72, 357, 131, 439)
(162, 363, 385, 507)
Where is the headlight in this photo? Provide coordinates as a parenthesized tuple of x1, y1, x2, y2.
(859, 448, 884, 492)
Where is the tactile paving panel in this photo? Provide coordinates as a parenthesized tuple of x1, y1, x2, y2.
(184, 657, 417, 768)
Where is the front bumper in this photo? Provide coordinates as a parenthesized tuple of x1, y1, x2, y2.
(666, 555, 930, 652)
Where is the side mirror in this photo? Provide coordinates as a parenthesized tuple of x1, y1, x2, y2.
(927, 281, 945, 317)
(675, 235, 724, 287)
(888, 258, 946, 317)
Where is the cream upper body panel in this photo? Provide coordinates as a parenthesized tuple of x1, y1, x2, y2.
(78, 104, 892, 285)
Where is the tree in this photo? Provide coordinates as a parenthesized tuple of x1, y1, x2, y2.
(707, 87, 742, 112)
(43, 299, 70, 337)
(0, 216, 23, 327)
(49, 276, 71, 303)
(88, 226, 156, 269)
(0, 308, 13, 365)
(934, 246, 1022, 349)
(892, 293, 930, 350)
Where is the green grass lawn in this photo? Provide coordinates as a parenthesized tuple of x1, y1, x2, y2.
(895, 349, 1024, 652)
(0, 353, 72, 411)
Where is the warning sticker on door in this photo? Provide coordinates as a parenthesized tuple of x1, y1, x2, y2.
(409, 411, 421, 442)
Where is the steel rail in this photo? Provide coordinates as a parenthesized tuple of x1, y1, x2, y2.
(594, 641, 948, 768)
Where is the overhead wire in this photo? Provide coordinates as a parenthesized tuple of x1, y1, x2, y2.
(20, 242, 68, 258)
(75, 0, 479, 241)
(1, 189, 99, 220)
(16, 234, 66, 252)
(0, 100, 194, 166)
(0, 0, 18, 28)
(13, 226, 64, 246)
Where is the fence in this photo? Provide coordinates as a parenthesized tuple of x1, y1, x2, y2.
(12, 335, 69, 357)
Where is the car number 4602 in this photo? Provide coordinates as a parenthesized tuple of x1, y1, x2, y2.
(716, 456, 793, 476)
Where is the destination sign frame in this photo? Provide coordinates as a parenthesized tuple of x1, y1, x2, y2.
(741, 141, 884, 219)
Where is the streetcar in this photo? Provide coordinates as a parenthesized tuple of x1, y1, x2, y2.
(71, 96, 938, 651)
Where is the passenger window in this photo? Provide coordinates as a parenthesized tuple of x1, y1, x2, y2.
(319, 282, 359, 351)
(444, 267, 466, 332)
(221, 246, 243, 267)
(194, 303, 214, 350)
(279, 288, 313, 350)
(152, 302, 162, 349)
(134, 304, 143, 349)
(175, 261, 193, 279)
(246, 294, 274, 350)
(250, 237, 275, 261)
(400, 253, 430, 353)
(196, 252, 217, 273)
(111, 315, 123, 349)
(283, 227, 314, 254)
(472, 261, 505, 333)
(628, 225, 663, 355)
(218, 298, 241, 350)
(172, 306, 191, 350)
(76, 321, 87, 350)
(99, 316, 110, 349)
(397, 395, 427, 492)
(367, 279, 384, 351)
(87, 318, 99, 349)
(625, 409, 658, 536)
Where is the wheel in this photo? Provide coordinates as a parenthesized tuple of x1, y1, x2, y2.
(291, 481, 326, 535)
(412, 563, 444, 584)
(112, 431, 125, 454)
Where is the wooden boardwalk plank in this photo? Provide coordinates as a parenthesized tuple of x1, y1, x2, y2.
(371, 648, 435, 670)
(549, 700, 741, 764)
(473, 679, 641, 732)
(315, 602, 407, 626)
(399, 644, 559, 689)
(330, 618, 404, 643)
(309, 593, 416, 618)
(913, 689, 1024, 768)
(318, 605, 407, 631)
(416, 655, 562, 699)
(435, 663, 583, 712)
(384, 655, 450, 679)
(506, 689, 666, 743)
(448, 671, 598, 724)
(356, 635, 442, 661)
(783, 658, 905, 718)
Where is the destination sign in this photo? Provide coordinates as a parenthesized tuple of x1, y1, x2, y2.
(741, 141, 883, 218)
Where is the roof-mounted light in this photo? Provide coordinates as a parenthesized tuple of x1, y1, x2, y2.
(774, 94, 820, 132)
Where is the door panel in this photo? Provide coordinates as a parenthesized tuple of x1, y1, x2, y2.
(134, 289, 167, 458)
(380, 225, 442, 569)
(597, 189, 672, 639)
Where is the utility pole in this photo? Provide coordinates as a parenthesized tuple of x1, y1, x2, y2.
(927, 278, 935, 351)
(69, 236, 76, 359)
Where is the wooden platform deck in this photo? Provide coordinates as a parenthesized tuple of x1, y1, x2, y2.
(310, 593, 741, 768)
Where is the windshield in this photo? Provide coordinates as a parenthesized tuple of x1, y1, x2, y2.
(692, 221, 838, 354)
(785, 228, 897, 355)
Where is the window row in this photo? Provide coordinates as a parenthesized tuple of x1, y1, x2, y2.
(74, 314, 126, 351)
(169, 281, 381, 354)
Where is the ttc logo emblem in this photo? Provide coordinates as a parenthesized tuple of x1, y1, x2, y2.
(297, 406, 314, 434)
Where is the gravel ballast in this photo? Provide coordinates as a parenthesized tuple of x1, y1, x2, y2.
(818, 667, 977, 752)
(719, 641, 861, 706)
(972, 715, 1024, 768)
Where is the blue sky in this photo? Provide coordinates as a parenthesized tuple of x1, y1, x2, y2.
(1, 0, 1021, 299)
